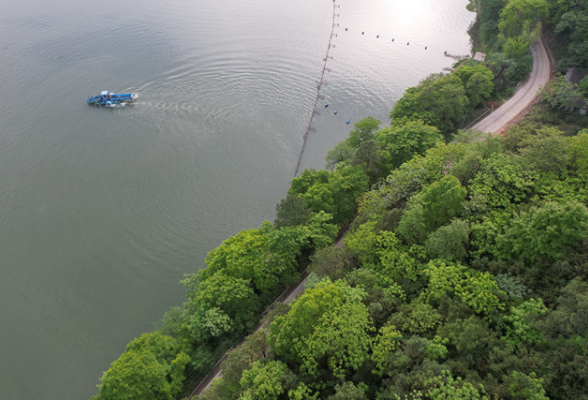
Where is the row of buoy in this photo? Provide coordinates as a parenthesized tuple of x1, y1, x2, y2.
(344, 28, 441, 50)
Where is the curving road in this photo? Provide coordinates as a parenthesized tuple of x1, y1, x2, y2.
(472, 36, 551, 134)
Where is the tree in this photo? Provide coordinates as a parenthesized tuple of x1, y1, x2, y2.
(496, 200, 588, 264)
(299, 301, 373, 380)
(347, 116, 382, 148)
(396, 175, 467, 244)
(424, 371, 489, 400)
(309, 246, 354, 281)
(376, 120, 442, 171)
(192, 271, 258, 335)
(97, 332, 190, 400)
(498, 0, 549, 38)
(454, 64, 496, 107)
(469, 153, 536, 211)
(425, 220, 471, 262)
(221, 330, 269, 397)
(505, 371, 548, 400)
(326, 140, 354, 169)
(580, 75, 588, 98)
(421, 260, 505, 315)
(467, 71, 496, 107)
(201, 228, 267, 284)
(391, 74, 470, 136)
(268, 280, 365, 365)
(328, 382, 368, 400)
(552, 0, 588, 68)
(275, 194, 312, 228)
(542, 278, 588, 339)
(503, 298, 548, 349)
(239, 360, 296, 400)
(485, 52, 518, 91)
(371, 325, 403, 376)
(351, 139, 384, 183)
(542, 76, 584, 111)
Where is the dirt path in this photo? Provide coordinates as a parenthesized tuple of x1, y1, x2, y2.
(472, 36, 551, 134)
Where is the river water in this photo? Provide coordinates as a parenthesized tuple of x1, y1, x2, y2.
(0, 0, 474, 398)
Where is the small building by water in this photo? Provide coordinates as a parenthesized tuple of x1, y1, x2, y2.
(473, 52, 486, 63)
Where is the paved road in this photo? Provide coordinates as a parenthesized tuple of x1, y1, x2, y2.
(472, 36, 551, 134)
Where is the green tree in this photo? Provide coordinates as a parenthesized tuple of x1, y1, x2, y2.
(239, 360, 296, 400)
(542, 278, 588, 339)
(201, 228, 267, 283)
(503, 298, 548, 349)
(485, 52, 518, 91)
(542, 76, 584, 111)
(328, 164, 370, 224)
(376, 120, 442, 171)
(454, 64, 495, 107)
(347, 116, 382, 148)
(192, 271, 258, 335)
(326, 140, 354, 169)
(351, 139, 384, 183)
(505, 371, 548, 400)
(496, 200, 588, 264)
(371, 324, 403, 376)
(300, 301, 374, 380)
(396, 176, 467, 244)
(97, 332, 190, 400)
(424, 370, 489, 400)
(391, 74, 470, 136)
(498, 0, 549, 38)
(328, 382, 368, 400)
(467, 71, 496, 107)
(268, 280, 365, 366)
(425, 220, 471, 262)
(275, 194, 312, 228)
(221, 330, 269, 397)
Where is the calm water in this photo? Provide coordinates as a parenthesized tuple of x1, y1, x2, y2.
(0, 0, 474, 398)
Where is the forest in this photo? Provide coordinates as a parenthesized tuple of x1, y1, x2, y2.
(91, 0, 588, 399)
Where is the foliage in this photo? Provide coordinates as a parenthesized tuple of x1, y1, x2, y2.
(543, 76, 585, 111)
(396, 176, 467, 244)
(506, 371, 548, 400)
(97, 332, 190, 400)
(376, 120, 442, 171)
(290, 165, 369, 225)
(391, 74, 470, 136)
(542, 278, 588, 339)
(496, 200, 588, 264)
(275, 194, 312, 228)
(347, 116, 382, 148)
(503, 298, 548, 348)
(239, 360, 296, 400)
(425, 220, 471, 262)
(498, 0, 548, 38)
(424, 370, 488, 400)
(454, 64, 496, 107)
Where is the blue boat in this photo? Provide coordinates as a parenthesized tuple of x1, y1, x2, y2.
(86, 91, 137, 107)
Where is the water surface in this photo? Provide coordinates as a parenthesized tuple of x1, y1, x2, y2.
(0, 0, 474, 398)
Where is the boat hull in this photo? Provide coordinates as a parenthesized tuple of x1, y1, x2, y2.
(86, 92, 137, 107)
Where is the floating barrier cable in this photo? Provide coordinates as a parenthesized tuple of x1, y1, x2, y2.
(293, 0, 338, 177)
